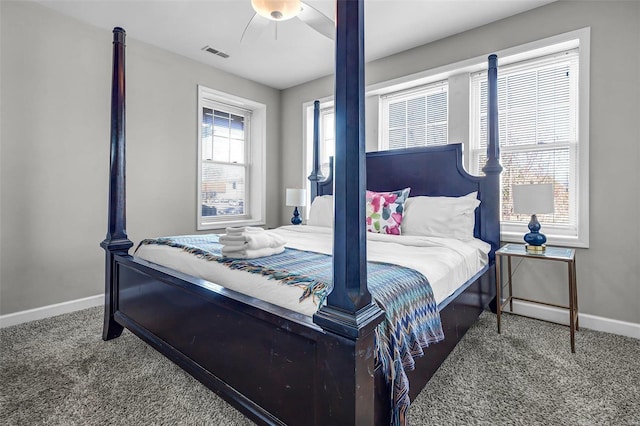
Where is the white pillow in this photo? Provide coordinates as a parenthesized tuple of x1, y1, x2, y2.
(307, 195, 334, 228)
(402, 192, 480, 240)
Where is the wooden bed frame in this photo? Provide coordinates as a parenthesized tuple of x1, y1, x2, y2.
(102, 2, 502, 424)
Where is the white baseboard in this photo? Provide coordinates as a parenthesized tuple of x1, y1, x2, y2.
(507, 300, 640, 340)
(0, 295, 103, 328)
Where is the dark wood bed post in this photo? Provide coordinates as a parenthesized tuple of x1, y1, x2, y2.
(313, 1, 385, 424)
(101, 27, 133, 341)
(308, 100, 323, 200)
(480, 54, 503, 262)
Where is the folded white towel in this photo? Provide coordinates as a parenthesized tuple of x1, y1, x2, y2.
(219, 230, 286, 250)
(218, 241, 246, 249)
(245, 232, 286, 250)
(225, 226, 264, 235)
(222, 245, 285, 259)
(218, 234, 249, 245)
(220, 244, 248, 253)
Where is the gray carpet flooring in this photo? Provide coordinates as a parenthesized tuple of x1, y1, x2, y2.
(1, 307, 638, 425)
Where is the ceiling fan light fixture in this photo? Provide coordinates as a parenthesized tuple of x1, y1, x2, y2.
(251, 0, 302, 21)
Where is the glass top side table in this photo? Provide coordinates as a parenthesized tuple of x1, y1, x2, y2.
(495, 243, 578, 352)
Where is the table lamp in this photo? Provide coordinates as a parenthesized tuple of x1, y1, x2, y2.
(286, 188, 306, 225)
(512, 183, 554, 253)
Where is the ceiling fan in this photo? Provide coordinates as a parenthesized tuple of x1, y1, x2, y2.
(241, 0, 335, 43)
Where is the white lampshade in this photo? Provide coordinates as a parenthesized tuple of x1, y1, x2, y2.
(286, 188, 306, 207)
(251, 0, 301, 21)
(512, 184, 554, 214)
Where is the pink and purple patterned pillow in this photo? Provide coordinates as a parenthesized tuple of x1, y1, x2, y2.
(365, 188, 411, 235)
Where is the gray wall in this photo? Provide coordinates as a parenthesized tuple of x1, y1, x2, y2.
(0, 1, 282, 314)
(281, 1, 640, 324)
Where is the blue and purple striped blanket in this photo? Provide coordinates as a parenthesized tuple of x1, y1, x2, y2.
(137, 234, 444, 426)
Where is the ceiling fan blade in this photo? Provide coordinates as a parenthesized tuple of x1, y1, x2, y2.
(240, 13, 270, 44)
(298, 2, 335, 40)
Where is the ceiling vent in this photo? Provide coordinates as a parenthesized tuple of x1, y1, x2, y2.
(202, 45, 230, 59)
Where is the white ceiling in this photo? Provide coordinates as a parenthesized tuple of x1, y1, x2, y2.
(36, 0, 556, 89)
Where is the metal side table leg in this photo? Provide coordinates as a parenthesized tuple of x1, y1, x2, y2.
(496, 255, 502, 334)
(573, 258, 579, 331)
(568, 261, 576, 353)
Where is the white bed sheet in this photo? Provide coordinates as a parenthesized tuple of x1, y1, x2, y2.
(135, 225, 490, 317)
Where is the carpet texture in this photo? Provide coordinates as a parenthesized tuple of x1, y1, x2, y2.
(1, 307, 638, 425)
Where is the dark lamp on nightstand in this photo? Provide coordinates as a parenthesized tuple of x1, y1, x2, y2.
(285, 188, 306, 225)
(512, 183, 554, 253)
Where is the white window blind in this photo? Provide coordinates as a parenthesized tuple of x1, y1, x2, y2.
(470, 49, 580, 239)
(381, 81, 448, 150)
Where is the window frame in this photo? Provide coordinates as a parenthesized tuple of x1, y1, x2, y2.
(303, 99, 334, 214)
(197, 85, 266, 230)
(468, 34, 589, 248)
(318, 106, 335, 179)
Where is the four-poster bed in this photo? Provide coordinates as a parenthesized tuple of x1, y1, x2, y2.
(101, 2, 502, 424)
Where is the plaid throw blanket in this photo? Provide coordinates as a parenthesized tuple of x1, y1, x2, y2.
(137, 235, 444, 426)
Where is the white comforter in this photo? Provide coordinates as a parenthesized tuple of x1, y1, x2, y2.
(135, 225, 490, 317)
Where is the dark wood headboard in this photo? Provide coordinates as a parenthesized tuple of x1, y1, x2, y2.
(313, 143, 501, 260)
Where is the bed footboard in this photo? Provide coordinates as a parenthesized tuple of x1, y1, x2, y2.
(111, 254, 380, 425)
(110, 254, 496, 426)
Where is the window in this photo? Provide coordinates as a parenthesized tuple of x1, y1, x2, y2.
(470, 48, 587, 246)
(201, 105, 248, 217)
(318, 107, 335, 179)
(304, 101, 335, 211)
(380, 81, 448, 150)
(197, 86, 266, 230)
